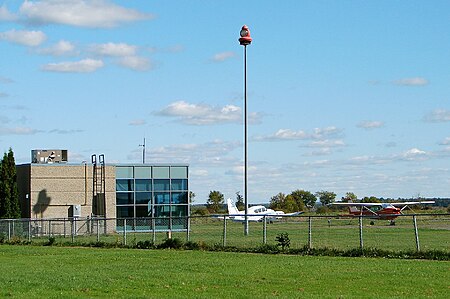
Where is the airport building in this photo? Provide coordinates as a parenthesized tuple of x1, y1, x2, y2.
(16, 150, 189, 232)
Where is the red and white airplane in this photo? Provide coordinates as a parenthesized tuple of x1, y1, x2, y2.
(331, 200, 435, 223)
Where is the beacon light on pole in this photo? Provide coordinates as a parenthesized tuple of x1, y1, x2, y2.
(239, 25, 252, 46)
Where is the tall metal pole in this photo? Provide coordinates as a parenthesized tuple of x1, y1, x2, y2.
(239, 25, 252, 236)
(244, 44, 249, 235)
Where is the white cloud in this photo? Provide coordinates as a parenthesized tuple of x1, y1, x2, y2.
(41, 58, 104, 73)
(424, 109, 450, 122)
(0, 29, 46, 47)
(0, 76, 13, 84)
(253, 126, 342, 142)
(89, 42, 137, 56)
(210, 51, 235, 62)
(400, 148, 427, 161)
(0, 126, 39, 135)
(118, 56, 152, 71)
(20, 0, 154, 28)
(129, 119, 146, 126)
(439, 137, 450, 145)
(48, 129, 83, 134)
(357, 120, 384, 130)
(156, 101, 256, 125)
(37, 40, 76, 56)
(127, 140, 240, 166)
(0, 5, 18, 21)
(393, 77, 429, 86)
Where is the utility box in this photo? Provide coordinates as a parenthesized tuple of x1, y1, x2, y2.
(68, 205, 81, 218)
(32, 149, 68, 164)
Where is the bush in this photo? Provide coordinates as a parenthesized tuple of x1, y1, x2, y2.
(44, 237, 56, 246)
(255, 244, 280, 254)
(158, 238, 183, 249)
(135, 240, 155, 249)
(275, 233, 290, 251)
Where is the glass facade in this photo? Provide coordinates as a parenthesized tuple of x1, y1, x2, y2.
(115, 165, 189, 231)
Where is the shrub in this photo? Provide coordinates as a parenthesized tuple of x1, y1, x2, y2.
(255, 244, 280, 254)
(275, 233, 290, 251)
(158, 238, 183, 249)
(44, 237, 56, 246)
(135, 240, 155, 249)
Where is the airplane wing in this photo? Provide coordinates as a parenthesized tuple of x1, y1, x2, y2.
(389, 201, 435, 207)
(331, 202, 383, 206)
(283, 211, 304, 216)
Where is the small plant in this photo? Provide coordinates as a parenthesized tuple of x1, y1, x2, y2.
(158, 238, 183, 249)
(135, 240, 154, 249)
(44, 237, 56, 246)
(275, 233, 290, 251)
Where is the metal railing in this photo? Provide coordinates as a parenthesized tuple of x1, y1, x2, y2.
(0, 214, 448, 252)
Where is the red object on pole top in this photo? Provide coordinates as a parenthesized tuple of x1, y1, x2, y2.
(239, 25, 252, 46)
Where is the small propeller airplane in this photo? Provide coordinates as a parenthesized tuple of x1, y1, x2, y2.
(226, 198, 303, 222)
(331, 200, 435, 224)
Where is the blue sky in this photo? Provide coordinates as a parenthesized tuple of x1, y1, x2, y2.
(1, 1, 450, 203)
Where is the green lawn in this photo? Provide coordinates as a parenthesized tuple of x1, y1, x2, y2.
(0, 245, 448, 298)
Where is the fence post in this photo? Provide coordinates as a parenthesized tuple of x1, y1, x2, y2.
(123, 219, 127, 245)
(96, 218, 100, 243)
(308, 217, 312, 249)
(359, 216, 364, 250)
(222, 216, 227, 247)
(413, 215, 420, 251)
(263, 216, 267, 244)
(186, 216, 190, 242)
(48, 220, 51, 237)
(71, 218, 74, 243)
(152, 218, 156, 243)
(28, 220, 31, 242)
(8, 220, 11, 241)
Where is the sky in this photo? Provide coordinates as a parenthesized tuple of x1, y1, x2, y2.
(1, 1, 450, 203)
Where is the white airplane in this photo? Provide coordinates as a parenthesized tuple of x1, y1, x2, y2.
(226, 198, 303, 222)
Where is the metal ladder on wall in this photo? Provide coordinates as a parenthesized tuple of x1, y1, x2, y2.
(92, 154, 106, 217)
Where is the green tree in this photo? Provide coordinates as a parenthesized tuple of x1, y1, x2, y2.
(290, 189, 315, 210)
(235, 191, 244, 210)
(206, 190, 224, 213)
(269, 192, 286, 210)
(316, 190, 336, 206)
(342, 192, 358, 202)
(361, 196, 381, 203)
(0, 148, 20, 219)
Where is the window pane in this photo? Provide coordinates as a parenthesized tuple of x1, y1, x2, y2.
(135, 167, 151, 178)
(154, 192, 170, 204)
(116, 179, 134, 191)
(153, 166, 169, 178)
(171, 179, 188, 191)
(117, 206, 134, 218)
(116, 192, 134, 205)
(170, 166, 187, 178)
(154, 205, 170, 217)
(136, 206, 151, 217)
(154, 179, 170, 191)
(135, 192, 152, 204)
(171, 192, 188, 204)
(171, 205, 187, 217)
(116, 167, 133, 178)
(135, 179, 151, 191)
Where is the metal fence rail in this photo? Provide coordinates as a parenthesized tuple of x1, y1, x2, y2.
(0, 214, 449, 252)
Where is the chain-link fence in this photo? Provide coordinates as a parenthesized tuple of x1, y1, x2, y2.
(0, 214, 449, 252)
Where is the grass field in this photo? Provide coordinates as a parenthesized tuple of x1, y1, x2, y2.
(0, 245, 449, 298)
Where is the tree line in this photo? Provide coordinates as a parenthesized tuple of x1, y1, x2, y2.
(201, 189, 427, 214)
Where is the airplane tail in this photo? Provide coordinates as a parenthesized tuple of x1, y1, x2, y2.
(227, 198, 241, 215)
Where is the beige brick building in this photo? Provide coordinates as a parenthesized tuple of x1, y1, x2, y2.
(16, 163, 116, 219)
